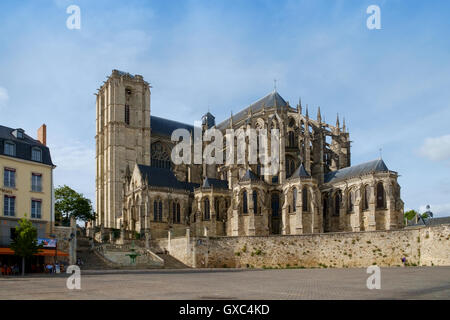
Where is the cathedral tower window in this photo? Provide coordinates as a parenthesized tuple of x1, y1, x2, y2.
(125, 105, 130, 125)
(153, 201, 158, 221)
(158, 201, 163, 221)
(176, 203, 181, 223)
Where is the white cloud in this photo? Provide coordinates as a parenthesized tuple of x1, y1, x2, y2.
(0, 86, 9, 108)
(418, 134, 450, 163)
(419, 203, 450, 218)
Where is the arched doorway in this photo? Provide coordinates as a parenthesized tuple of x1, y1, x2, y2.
(270, 193, 281, 234)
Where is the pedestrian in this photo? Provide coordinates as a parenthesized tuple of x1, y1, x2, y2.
(401, 257, 406, 267)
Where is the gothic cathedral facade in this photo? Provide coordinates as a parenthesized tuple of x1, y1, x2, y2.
(95, 70, 404, 240)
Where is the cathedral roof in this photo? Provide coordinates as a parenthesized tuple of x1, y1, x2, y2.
(288, 163, 311, 180)
(202, 177, 228, 189)
(151, 115, 197, 137)
(138, 164, 199, 191)
(324, 159, 390, 184)
(216, 91, 289, 129)
(240, 169, 260, 182)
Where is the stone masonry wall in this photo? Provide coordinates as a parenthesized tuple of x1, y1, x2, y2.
(155, 224, 449, 269)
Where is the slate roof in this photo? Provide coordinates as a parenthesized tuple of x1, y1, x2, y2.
(324, 159, 390, 184)
(0, 125, 54, 166)
(138, 165, 199, 192)
(407, 216, 450, 227)
(289, 163, 311, 179)
(151, 115, 197, 137)
(216, 91, 289, 130)
(202, 177, 229, 189)
(240, 169, 260, 182)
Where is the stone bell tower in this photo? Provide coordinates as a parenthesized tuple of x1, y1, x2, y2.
(95, 70, 151, 229)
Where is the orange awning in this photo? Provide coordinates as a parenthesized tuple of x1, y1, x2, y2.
(0, 248, 69, 257)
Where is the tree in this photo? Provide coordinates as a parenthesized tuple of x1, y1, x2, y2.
(404, 210, 419, 222)
(10, 216, 43, 276)
(55, 185, 96, 225)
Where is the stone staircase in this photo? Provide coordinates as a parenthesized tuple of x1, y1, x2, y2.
(76, 237, 189, 269)
(157, 253, 190, 269)
(76, 237, 112, 270)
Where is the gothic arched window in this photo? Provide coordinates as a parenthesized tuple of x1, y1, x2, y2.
(348, 190, 354, 213)
(334, 191, 341, 216)
(292, 188, 297, 212)
(125, 105, 130, 125)
(376, 182, 386, 209)
(176, 203, 181, 223)
(288, 131, 295, 148)
(363, 185, 370, 210)
(151, 142, 171, 169)
(253, 190, 258, 214)
(243, 191, 248, 214)
(158, 201, 163, 221)
(302, 187, 308, 211)
(204, 198, 210, 220)
(153, 201, 158, 221)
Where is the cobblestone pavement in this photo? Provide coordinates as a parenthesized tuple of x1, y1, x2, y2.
(0, 266, 449, 300)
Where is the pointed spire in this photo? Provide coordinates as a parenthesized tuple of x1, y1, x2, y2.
(229, 111, 233, 128)
(297, 97, 302, 114)
(343, 117, 346, 132)
(305, 104, 309, 118)
(317, 106, 322, 123)
(336, 113, 340, 128)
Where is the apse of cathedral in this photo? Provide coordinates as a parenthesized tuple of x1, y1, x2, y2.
(95, 70, 404, 240)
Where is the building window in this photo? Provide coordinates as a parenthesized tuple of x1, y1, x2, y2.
(292, 188, 297, 212)
(158, 201, 163, 221)
(376, 182, 386, 209)
(348, 190, 354, 213)
(32, 148, 42, 162)
(4, 142, 15, 156)
(253, 190, 258, 214)
(4, 168, 15, 188)
(334, 191, 341, 216)
(31, 199, 42, 219)
(302, 187, 308, 211)
(204, 198, 210, 220)
(31, 173, 42, 192)
(242, 191, 248, 214)
(4, 195, 15, 216)
(288, 131, 295, 148)
(176, 203, 181, 223)
(153, 201, 158, 221)
(363, 185, 370, 210)
(125, 105, 130, 125)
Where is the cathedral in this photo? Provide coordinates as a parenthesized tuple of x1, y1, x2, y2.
(95, 70, 404, 240)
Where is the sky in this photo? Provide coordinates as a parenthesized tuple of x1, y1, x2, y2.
(0, 0, 449, 217)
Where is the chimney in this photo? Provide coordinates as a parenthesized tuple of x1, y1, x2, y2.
(37, 124, 47, 146)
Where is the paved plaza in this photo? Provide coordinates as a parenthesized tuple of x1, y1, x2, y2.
(0, 266, 449, 300)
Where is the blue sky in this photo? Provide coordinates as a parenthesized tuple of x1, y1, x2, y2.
(0, 0, 449, 216)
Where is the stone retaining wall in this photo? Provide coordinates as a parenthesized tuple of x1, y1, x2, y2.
(154, 224, 450, 269)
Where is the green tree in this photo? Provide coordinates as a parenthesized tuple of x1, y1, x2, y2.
(10, 216, 43, 276)
(55, 185, 96, 225)
(404, 209, 419, 222)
